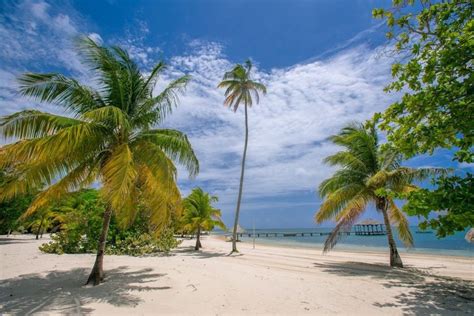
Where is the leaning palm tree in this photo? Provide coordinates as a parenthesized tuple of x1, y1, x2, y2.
(217, 60, 266, 253)
(0, 37, 198, 285)
(182, 187, 226, 250)
(315, 122, 441, 267)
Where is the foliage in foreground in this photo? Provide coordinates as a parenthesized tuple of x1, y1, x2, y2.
(373, 0, 473, 235)
(403, 174, 474, 237)
(0, 36, 198, 284)
(39, 190, 181, 256)
(41, 227, 180, 256)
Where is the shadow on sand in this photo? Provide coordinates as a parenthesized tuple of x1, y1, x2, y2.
(313, 261, 474, 315)
(0, 237, 37, 245)
(172, 246, 231, 259)
(0, 266, 169, 315)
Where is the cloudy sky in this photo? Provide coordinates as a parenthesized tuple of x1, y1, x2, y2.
(0, 0, 465, 228)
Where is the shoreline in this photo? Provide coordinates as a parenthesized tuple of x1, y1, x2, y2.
(235, 237, 474, 260)
(1, 234, 473, 315)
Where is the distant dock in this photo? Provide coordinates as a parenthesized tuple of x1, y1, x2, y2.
(235, 223, 388, 238)
(236, 231, 373, 238)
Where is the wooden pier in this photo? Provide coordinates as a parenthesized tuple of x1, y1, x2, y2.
(353, 220, 386, 236)
(233, 219, 387, 238)
(236, 231, 353, 238)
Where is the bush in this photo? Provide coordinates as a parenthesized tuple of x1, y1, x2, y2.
(38, 189, 181, 256)
(39, 232, 85, 254)
(107, 228, 181, 256)
(41, 228, 181, 256)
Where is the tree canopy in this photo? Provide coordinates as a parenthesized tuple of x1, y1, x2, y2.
(373, 0, 473, 235)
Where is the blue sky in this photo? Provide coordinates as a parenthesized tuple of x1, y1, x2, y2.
(0, 0, 470, 229)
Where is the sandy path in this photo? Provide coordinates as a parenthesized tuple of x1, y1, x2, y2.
(1, 235, 473, 315)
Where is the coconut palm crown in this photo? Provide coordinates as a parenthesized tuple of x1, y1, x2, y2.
(217, 59, 266, 253)
(182, 187, 226, 250)
(315, 122, 442, 267)
(0, 37, 199, 284)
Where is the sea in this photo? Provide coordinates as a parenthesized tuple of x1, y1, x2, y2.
(213, 227, 473, 257)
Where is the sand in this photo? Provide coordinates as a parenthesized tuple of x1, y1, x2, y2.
(1, 234, 473, 315)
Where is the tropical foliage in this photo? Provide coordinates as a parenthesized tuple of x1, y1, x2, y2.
(403, 174, 474, 237)
(373, 0, 473, 235)
(182, 187, 226, 250)
(0, 169, 35, 235)
(218, 60, 266, 253)
(39, 189, 181, 255)
(314, 122, 442, 267)
(0, 37, 198, 284)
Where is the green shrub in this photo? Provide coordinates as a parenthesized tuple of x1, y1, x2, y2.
(39, 232, 83, 254)
(107, 228, 181, 256)
(38, 189, 181, 256)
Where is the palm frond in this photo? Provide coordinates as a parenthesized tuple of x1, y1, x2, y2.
(136, 129, 199, 177)
(100, 144, 137, 217)
(142, 61, 166, 94)
(323, 197, 366, 252)
(138, 164, 181, 234)
(82, 106, 130, 130)
(0, 110, 83, 140)
(134, 75, 190, 126)
(315, 185, 366, 223)
(21, 159, 98, 219)
(18, 73, 103, 113)
(388, 199, 414, 248)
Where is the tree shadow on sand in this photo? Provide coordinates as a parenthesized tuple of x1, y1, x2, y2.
(0, 237, 37, 245)
(172, 246, 230, 259)
(313, 261, 474, 315)
(0, 266, 170, 315)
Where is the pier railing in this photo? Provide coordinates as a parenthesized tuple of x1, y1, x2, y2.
(234, 229, 386, 238)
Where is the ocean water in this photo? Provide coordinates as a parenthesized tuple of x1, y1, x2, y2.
(213, 227, 473, 257)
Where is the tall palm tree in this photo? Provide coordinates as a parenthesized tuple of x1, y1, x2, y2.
(0, 37, 199, 285)
(182, 187, 226, 250)
(315, 122, 441, 267)
(217, 60, 266, 253)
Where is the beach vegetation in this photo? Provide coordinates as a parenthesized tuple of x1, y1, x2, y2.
(0, 170, 34, 235)
(0, 37, 198, 285)
(373, 0, 473, 236)
(181, 187, 226, 250)
(39, 189, 181, 255)
(314, 122, 443, 267)
(217, 60, 266, 253)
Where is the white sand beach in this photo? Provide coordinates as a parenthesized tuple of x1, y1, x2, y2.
(1, 234, 473, 315)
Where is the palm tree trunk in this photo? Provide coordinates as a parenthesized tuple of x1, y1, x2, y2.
(379, 198, 403, 268)
(195, 226, 202, 250)
(232, 103, 249, 253)
(86, 207, 112, 285)
(36, 216, 45, 240)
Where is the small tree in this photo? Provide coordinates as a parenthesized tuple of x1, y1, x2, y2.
(182, 187, 226, 250)
(315, 122, 442, 267)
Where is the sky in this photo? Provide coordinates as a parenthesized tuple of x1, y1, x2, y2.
(0, 0, 470, 229)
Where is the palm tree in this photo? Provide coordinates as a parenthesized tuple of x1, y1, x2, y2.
(182, 187, 226, 250)
(315, 122, 441, 267)
(217, 60, 266, 253)
(0, 37, 199, 285)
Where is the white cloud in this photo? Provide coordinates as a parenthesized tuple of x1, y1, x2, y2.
(112, 20, 162, 67)
(0, 0, 84, 74)
(156, 41, 397, 211)
(0, 2, 399, 216)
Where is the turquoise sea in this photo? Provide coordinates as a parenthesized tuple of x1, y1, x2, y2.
(214, 227, 473, 257)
